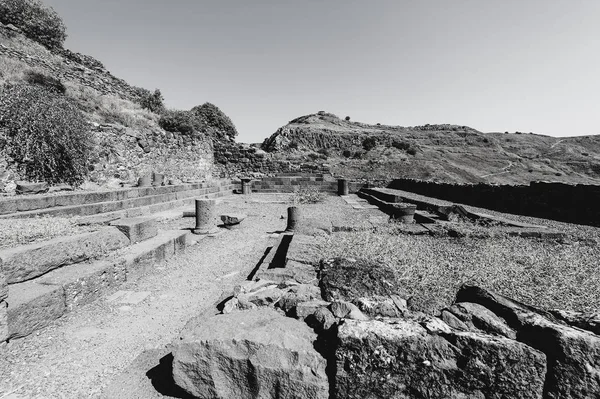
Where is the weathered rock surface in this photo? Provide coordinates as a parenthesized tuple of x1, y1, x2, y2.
(277, 284, 322, 314)
(220, 213, 246, 225)
(336, 318, 546, 399)
(172, 308, 329, 399)
(457, 284, 600, 399)
(319, 257, 406, 302)
(443, 302, 516, 339)
(550, 308, 600, 335)
(0, 227, 130, 283)
(256, 261, 318, 285)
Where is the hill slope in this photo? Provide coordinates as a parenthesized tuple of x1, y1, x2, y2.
(262, 112, 600, 184)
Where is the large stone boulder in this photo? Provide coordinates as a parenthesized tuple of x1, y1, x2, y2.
(172, 308, 329, 399)
(457, 284, 600, 399)
(335, 318, 546, 399)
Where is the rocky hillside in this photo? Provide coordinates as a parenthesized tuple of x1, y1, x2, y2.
(262, 112, 600, 184)
(0, 3, 235, 191)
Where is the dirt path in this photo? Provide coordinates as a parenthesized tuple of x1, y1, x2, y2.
(0, 195, 293, 399)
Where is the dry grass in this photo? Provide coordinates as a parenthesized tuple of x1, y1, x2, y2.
(0, 216, 96, 249)
(321, 225, 600, 314)
(290, 186, 325, 205)
(64, 82, 159, 130)
(0, 57, 31, 85)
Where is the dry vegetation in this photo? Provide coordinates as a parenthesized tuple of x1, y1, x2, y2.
(0, 216, 97, 249)
(321, 225, 600, 314)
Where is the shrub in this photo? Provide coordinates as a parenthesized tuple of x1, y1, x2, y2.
(0, 0, 67, 48)
(158, 109, 201, 136)
(342, 149, 352, 158)
(317, 148, 329, 157)
(291, 186, 324, 204)
(406, 147, 417, 156)
(138, 88, 164, 114)
(23, 70, 65, 94)
(345, 116, 350, 121)
(190, 102, 237, 140)
(391, 140, 411, 151)
(362, 137, 377, 151)
(289, 141, 299, 150)
(0, 84, 92, 185)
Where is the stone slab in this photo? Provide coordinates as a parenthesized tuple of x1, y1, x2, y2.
(286, 234, 326, 265)
(38, 259, 127, 311)
(0, 227, 130, 284)
(7, 281, 65, 339)
(110, 217, 158, 244)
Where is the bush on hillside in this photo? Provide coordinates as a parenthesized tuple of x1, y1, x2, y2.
(0, 0, 67, 48)
(158, 109, 201, 136)
(362, 137, 377, 151)
(0, 84, 92, 185)
(191, 102, 238, 140)
(137, 88, 164, 114)
(23, 70, 65, 94)
(391, 140, 411, 151)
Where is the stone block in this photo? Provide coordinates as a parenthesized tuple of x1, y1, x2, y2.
(38, 259, 127, 311)
(110, 217, 158, 244)
(173, 308, 328, 399)
(16, 195, 56, 212)
(0, 227, 130, 284)
(7, 281, 66, 339)
(336, 318, 546, 399)
(219, 213, 246, 225)
(0, 199, 18, 215)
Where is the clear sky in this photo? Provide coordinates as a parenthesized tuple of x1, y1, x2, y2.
(43, 0, 600, 142)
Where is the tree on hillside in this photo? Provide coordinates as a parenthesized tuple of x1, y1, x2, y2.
(191, 102, 238, 141)
(0, 0, 67, 49)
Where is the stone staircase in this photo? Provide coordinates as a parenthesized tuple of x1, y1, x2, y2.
(0, 180, 235, 220)
(0, 180, 237, 343)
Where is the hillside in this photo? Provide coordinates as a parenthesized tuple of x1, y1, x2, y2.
(0, 4, 236, 192)
(262, 112, 600, 184)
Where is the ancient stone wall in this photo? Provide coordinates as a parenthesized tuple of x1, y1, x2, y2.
(89, 124, 213, 185)
(213, 142, 329, 178)
(389, 178, 600, 227)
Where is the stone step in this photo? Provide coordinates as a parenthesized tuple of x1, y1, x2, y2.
(75, 188, 233, 225)
(5, 229, 192, 341)
(110, 217, 158, 244)
(0, 227, 130, 284)
(0, 182, 235, 219)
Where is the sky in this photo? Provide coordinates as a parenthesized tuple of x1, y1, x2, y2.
(43, 0, 600, 143)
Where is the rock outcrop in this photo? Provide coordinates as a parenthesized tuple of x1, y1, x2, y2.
(336, 318, 547, 399)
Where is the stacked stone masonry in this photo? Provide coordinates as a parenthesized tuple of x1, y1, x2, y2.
(214, 142, 330, 177)
(389, 178, 600, 227)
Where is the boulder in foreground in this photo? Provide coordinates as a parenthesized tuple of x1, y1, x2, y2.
(336, 318, 546, 399)
(172, 308, 328, 399)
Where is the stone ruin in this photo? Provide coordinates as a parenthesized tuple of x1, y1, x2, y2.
(0, 174, 599, 399)
(170, 255, 600, 399)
